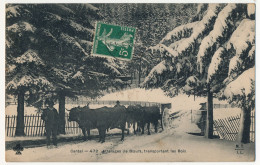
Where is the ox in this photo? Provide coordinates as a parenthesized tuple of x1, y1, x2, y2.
(127, 105, 161, 135)
(68, 105, 127, 143)
(126, 105, 144, 134)
(142, 106, 161, 135)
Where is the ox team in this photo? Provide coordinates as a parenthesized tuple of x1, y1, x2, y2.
(41, 100, 161, 147)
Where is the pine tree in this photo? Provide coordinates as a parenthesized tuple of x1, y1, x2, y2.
(142, 4, 255, 142)
(6, 4, 126, 135)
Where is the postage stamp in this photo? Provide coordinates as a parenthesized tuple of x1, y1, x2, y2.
(92, 22, 136, 60)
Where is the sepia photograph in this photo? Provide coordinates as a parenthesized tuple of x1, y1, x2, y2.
(4, 1, 256, 162)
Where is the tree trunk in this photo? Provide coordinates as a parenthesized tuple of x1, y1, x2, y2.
(131, 72, 133, 84)
(138, 57, 142, 85)
(15, 90, 25, 136)
(205, 87, 213, 139)
(237, 108, 251, 143)
(58, 92, 66, 134)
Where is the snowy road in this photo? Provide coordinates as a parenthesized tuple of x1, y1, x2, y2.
(6, 130, 254, 162)
(5, 89, 254, 162)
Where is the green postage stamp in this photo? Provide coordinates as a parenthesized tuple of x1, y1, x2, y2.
(92, 22, 136, 60)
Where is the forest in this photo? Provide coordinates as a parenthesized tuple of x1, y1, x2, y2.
(6, 3, 255, 144)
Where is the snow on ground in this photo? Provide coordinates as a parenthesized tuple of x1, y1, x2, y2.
(6, 128, 254, 162)
(5, 128, 121, 142)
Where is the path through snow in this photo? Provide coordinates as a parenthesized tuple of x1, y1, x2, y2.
(6, 130, 254, 162)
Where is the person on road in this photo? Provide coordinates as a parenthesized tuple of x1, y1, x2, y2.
(41, 99, 59, 148)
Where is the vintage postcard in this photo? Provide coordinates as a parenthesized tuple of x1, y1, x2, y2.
(5, 3, 256, 162)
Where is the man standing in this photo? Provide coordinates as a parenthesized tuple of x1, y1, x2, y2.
(114, 100, 121, 107)
(41, 99, 59, 148)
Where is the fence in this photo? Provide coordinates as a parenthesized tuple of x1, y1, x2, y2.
(5, 100, 167, 137)
(212, 111, 255, 142)
(5, 114, 81, 137)
(191, 106, 255, 142)
(213, 115, 240, 141)
(250, 111, 255, 142)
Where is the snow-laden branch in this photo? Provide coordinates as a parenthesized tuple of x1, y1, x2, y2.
(248, 45, 255, 61)
(197, 4, 242, 74)
(159, 21, 198, 46)
(143, 5, 224, 89)
(103, 62, 121, 75)
(224, 66, 254, 100)
(40, 29, 58, 43)
(78, 39, 93, 50)
(6, 5, 21, 19)
(183, 76, 199, 92)
(83, 4, 99, 11)
(149, 4, 223, 57)
(60, 33, 89, 56)
(51, 67, 72, 82)
(161, 4, 223, 58)
(140, 60, 167, 87)
(55, 4, 75, 15)
(6, 64, 17, 74)
(159, 44, 178, 57)
(168, 38, 186, 49)
(87, 71, 108, 77)
(7, 21, 36, 33)
(69, 20, 94, 36)
(228, 56, 243, 79)
(72, 71, 85, 83)
(6, 36, 14, 48)
(207, 47, 226, 83)
(15, 49, 44, 66)
(106, 58, 120, 69)
(7, 75, 52, 91)
(226, 19, 255, 57)
(44, 12, 62, 22)
(228, 45, 255, 80)
(6, 5, 31, 19)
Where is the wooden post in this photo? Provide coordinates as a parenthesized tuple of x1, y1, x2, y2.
(59, 92, 66, 134)
(30, 114, 34, 136)
(205, 85, 213, 139)
(12, 115, 16, 136)
(138, 56, 142, 85)
(237, 107, 251, 143)
(15, 90, 25, 136)
(7, 116, 10, 136)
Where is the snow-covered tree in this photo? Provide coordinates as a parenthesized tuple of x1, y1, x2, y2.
(6, 50, 53, 136)
(142, 3, 255, 142)
(95, 4, 197, 82)
(6, 4, 126, 135)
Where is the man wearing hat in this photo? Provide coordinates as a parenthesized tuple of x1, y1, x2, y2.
(41, 99, 59, 148)
(115, 100, 121, 107)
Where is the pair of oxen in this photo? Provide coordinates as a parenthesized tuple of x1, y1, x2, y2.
(68, 104, 161, 143)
